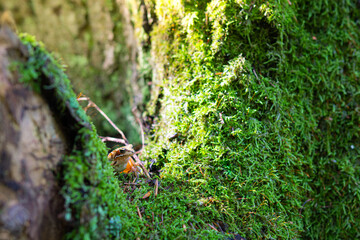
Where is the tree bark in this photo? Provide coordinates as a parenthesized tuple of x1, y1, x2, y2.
(0, 26, 67, 240)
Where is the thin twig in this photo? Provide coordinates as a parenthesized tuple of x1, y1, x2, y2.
(99, 136, 126, 144)
(252, 68, 259, 80)
(132, 175, 138, 183)
(78, 96, 128, 142)
(133, 155, 151, 179)
(299, 198, 313, 213)
(136, 206, 142, 220)
(155, 178, 159, 197)
(214, 222, 224, 232)
(84, 102, 92, 113)
(207, 223, 218, 231)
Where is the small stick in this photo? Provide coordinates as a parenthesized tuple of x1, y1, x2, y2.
(252, 68, 259, 80)
(155, 178, 159, 197)
(214, 222, 223, 232)
(136, 206, 142, 220)
(99, 136, 126, 144)
(84, 102, 92, 113)
(207, 223, 218, 231)
(199, 166, 205, 177)
(78, 96, 128, 142)
(133, 175, 138, 183)
(131, 155, 151, 179)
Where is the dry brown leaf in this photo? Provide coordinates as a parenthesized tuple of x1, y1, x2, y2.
(142, 191, 151, 199)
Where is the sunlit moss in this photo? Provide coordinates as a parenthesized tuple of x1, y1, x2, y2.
(139, 0, 360, 239)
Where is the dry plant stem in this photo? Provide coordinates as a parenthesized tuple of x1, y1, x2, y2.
(155, 178, 158, 197)
(132, 173, 138, 183)
(77, 97, 128, 142)
(99, 136, 126, 144)
(208, 224, 218, 231)
(132, 155, 151, 179)
(84, 102, 92, 113)
(136, 206, 142, 221)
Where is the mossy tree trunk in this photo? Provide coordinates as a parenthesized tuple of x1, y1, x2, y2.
(0, 25, 145, 240)
(0, 26, 68, 240)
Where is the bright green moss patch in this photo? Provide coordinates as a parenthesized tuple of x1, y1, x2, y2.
(138, 0, 359, 239)
(15, 34, 143, 239)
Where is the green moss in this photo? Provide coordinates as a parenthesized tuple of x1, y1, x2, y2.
(13, 0, 360, 238)
(15, 33, 143, 239)
(138, 0, 359, 239)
